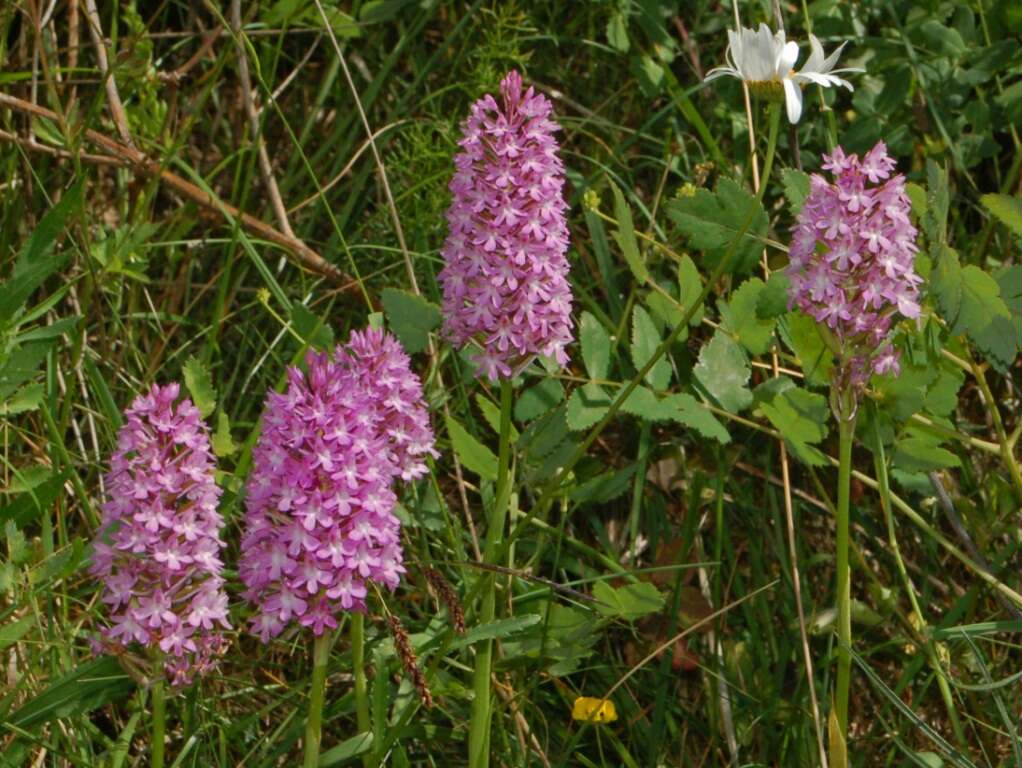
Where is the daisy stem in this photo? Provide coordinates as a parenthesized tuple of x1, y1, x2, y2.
(151, 678, 166, 768)
(833, 393, 856, 760)
(756, 102, 781, 204)
(304, 631, 332, 768)
(351, 613, 371, 765)
(469, 378, 514, 768)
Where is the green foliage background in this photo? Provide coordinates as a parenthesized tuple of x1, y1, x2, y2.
(2, 1, 1022, 766)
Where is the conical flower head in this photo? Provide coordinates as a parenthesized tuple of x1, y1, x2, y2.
(439, 70, 574, 381)
(240, 327, 436, 641)
(90, 382, 230, 687)
(786, 141, 922, 386)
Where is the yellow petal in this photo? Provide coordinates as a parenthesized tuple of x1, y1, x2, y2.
(571, 696, 618, 724)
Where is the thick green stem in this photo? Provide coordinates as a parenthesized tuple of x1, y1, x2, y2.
(151, 679, 166, 768)
(833, 406, 855, 760)
(304, 632, 332, 768)
(469, 379, 514, 768)
(351, 613, 371, 765)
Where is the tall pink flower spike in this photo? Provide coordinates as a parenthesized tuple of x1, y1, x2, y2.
(439, 70, 574, 381)
(90, 382, 230, 687)
(239, 327, 437, 641)
(786, 141, 922, 386)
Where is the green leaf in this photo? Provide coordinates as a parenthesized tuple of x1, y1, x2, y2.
(514, 378, 565, 422)
(693, 331, 752, 413)
(569, 465, 636, 504)
(579, 311, 612, 380)
(0, 616, 32, 652)
(380, 288, 441, 355)
(931, 243, 963, 322)
(566, 383, 612, 431)
(606, 12, 630, 52)
(981, 193, 1022, 238)
(0, 181, 82, 327)
(290, 302, 334, 349)
(453, 615, 543, 649)
(783, 313, 834, 387)
(906, 182, 927, 220)
(592, 581, 664, 621)
(474, 393, 519, 443)
(609, 181, 648, 283)
(444, 415, 497, 482)
(677, 253, 705, 324)
(666, 179, 768, 275)
(925, 366, 964, 418)
(720, 277, 776, 355)
(996, 265, 1022, 345)
(754, 378, 830, 466)
(781, 169, 811, 215)
(656, 392, 731, 443)
(892, 436, 960, 472)
(0, 383, 45, 416)
(0, 472, 66, 529)
(756, 271, 790, 320)
(0, 340, 55, 401)
(212, 411, 238, 457)
(630, 305, 672, 390)
(182, 356, 216, 419)
(6, 656, 134, 729)
(319, 733, 374, 767)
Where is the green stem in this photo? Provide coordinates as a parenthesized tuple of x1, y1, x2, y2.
(151, 679, 166, 768)
(469, 379, 514, 768)
(834, 402, 855, 760)
(755, 101, 781, 204)
(351, 614, 370, 766)
(304, 632, 332, 768)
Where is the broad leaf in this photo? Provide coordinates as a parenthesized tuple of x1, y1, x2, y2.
(444, 415, 497, 481)
(693, 331, 752, 413)
(514, 379, 565, 422)
(592, 581, 664, 621)
(381, 288, 441, 354)
(182, 356, 216, 418)
(566, 383, 612, 431)
(609, 181, 648, 283)
(579, 311, 612, 380)
(630, 305, 672, 390)
(720, 277, 776, 355)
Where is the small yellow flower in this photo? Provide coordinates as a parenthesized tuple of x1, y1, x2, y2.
(571, 696, 617, 724)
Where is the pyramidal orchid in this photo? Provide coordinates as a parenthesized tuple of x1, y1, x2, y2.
(786, 140, 922, 389)
(239, 327, 436, 642)
(439, 70, 574, 381)
(90, 382, 230, 688)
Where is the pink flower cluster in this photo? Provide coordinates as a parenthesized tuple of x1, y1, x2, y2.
(786, 141, 922, 384)
(439, 70, 574, 381)
(90, 383, 230, 686)
(239, 327, 436, 641)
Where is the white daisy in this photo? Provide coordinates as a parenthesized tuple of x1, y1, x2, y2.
(705, 23, 862, 123)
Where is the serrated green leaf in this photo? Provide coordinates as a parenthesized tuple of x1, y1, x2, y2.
(475, 393, 519, 443)
(781, 169, 811, 215)
(666, 179, 768, 275)
(620, 384, 659, 418)
(949, 265, 1018, 372)
(515, 378, 565, 422)
(720, 277, 776, 355)
(609, 182, 648, 283)
(630, 305, 672, 390)
(0, 383, 45, 415)
(569, 465, 636, 504)
(925, 161, 949, 244)
(905, 182, 927, 219)
(657, 392, 731, 443)
(444, 415, 497, 481)
(931, 243, 962, 322)
(677, 253, 705, 324)
(580, 311, 612, 380)
(693, 331, 752, 413)
(212, 411, 237, 457)
(924, 366, 964, 418)
(755, 378, 830, 466)
(876, 364, 934, 422)
(380, 288, 441, 354)
(592, 581, 664, 621)
(182, 356, 216, 418)
(981, 193, 1022, 237)
(996, 265, 1022, 345)
(566, 383, 612, 432)
(892, 436, 960, 472)
(756, 271, 790, 320)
